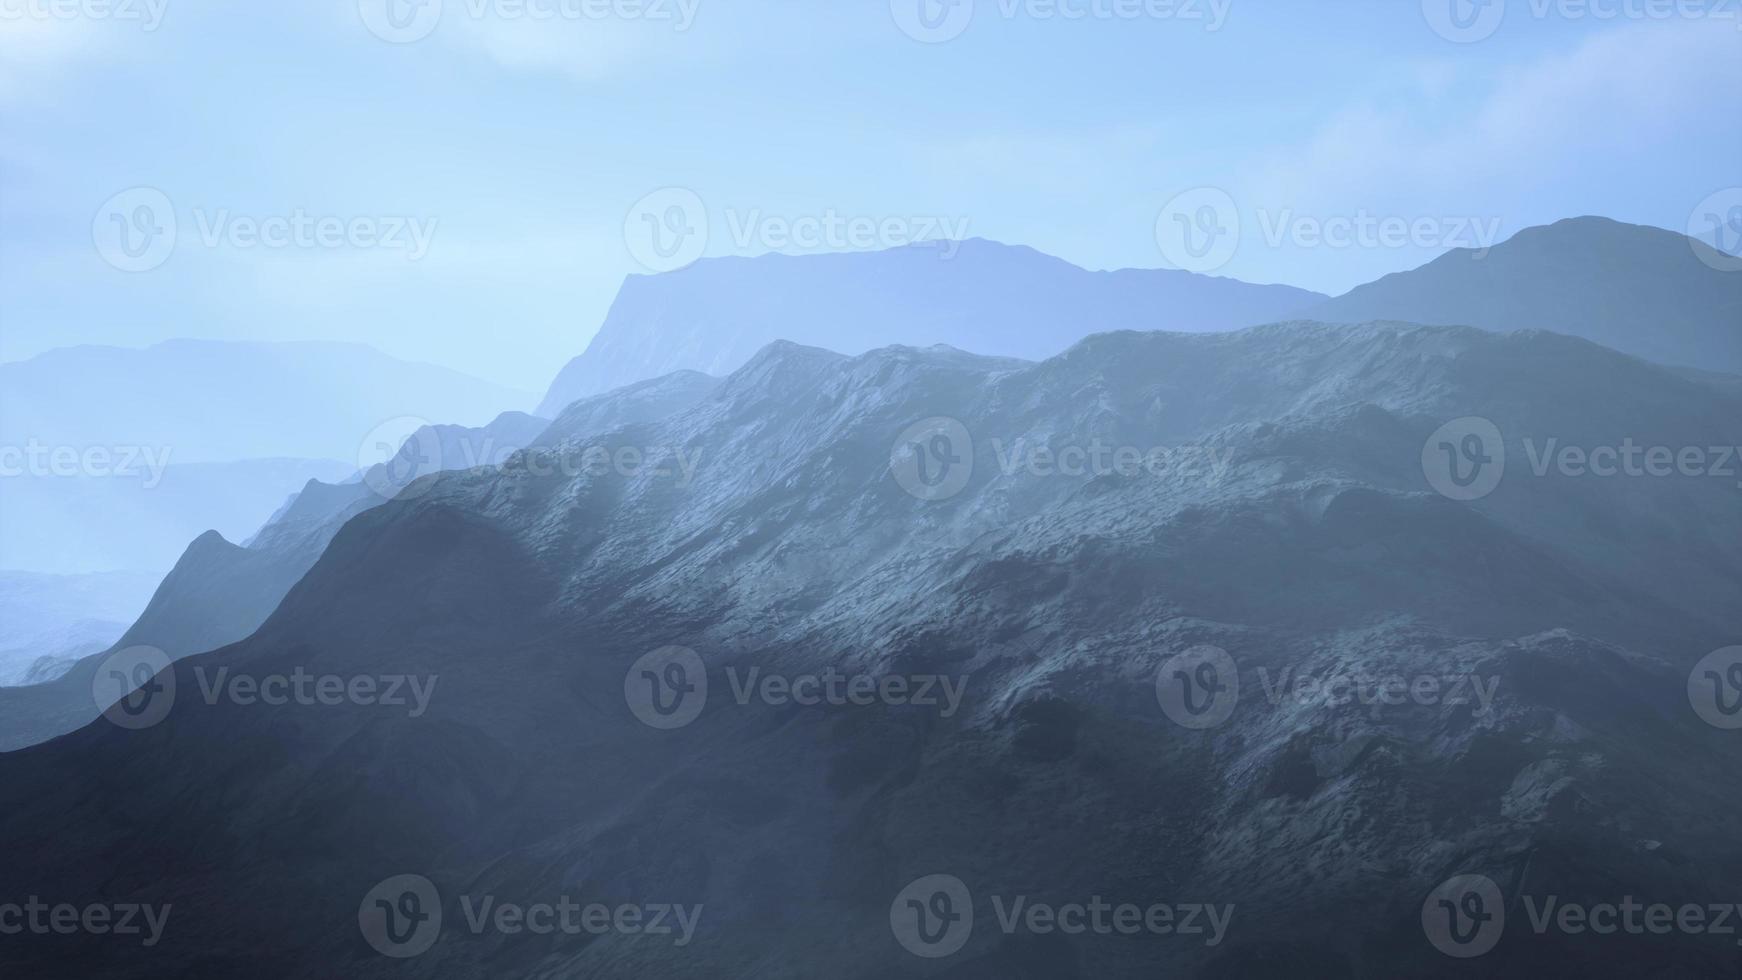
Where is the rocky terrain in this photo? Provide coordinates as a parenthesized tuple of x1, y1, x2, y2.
(0, 322, 1737, 977)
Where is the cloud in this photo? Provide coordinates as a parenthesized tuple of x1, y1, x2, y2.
(1245, 18, 1739, 209)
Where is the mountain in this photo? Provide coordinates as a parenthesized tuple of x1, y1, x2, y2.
(535, 239, 1324, 416)
(2, 323, 1738, 977)
(1307, 217, 1742, 372)
(0, 570, 160, 686)
(0, 339, 532, 464)
(0, 456, 354, 574)
(0, 390, 720, 752)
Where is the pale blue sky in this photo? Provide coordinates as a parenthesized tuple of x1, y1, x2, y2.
(2, 0, 1737, 390)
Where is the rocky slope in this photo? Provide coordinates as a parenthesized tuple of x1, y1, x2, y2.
(0, 325, 1737, 978)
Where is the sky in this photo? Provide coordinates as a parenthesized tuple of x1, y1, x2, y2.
(2, 0, 1738, 392)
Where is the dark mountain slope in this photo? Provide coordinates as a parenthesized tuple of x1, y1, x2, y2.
(1, 325, 1737, 978)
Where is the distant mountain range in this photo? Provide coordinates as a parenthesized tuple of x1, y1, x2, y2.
(1, 339, 532, 464)
(1306, 217, 1742, 372)
(538, 218, 1741, 419)
(3, 322, 1738, 976)
(536, 239, 1326, 415)
(0, 390, 779, 749)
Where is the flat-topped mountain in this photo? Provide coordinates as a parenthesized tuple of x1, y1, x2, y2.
(537, 239, 1324, 416)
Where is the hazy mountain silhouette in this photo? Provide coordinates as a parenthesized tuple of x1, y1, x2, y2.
(0, 570, 159, 685)
(2, 324, 1737, 977)
(0, 382, 720, 752)
(536, 239, 1324, 415)
(1308, 217, 1742, 372)
(0, 457, 353, 575)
